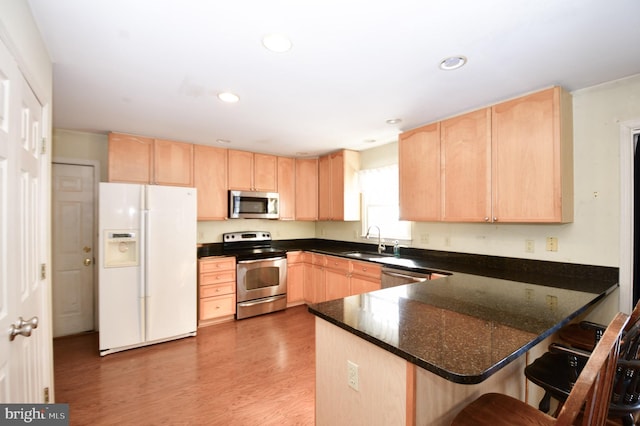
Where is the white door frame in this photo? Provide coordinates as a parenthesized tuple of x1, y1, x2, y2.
(52, 157, 101, 330)
(619, 118, 640, 314)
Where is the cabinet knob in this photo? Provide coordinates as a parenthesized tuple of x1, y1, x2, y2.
(493, 217, 498, 222)
(484, 217, 490, 222)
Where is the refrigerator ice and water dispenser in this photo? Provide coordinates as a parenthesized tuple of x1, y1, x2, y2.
(104, 230, 139, 267)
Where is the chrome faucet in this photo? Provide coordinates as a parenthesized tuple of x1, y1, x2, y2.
(365, 225, 385, 254)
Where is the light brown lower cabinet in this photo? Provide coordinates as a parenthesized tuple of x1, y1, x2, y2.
(350, 260, 382, 294)
(295, 252, 382, 304)
(198, 256, 236, 326)
(286, 251, 305, 306)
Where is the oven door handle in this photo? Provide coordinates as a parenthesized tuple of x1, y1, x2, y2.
(237, 294, 287, 308)
(237, 256, 286, 264)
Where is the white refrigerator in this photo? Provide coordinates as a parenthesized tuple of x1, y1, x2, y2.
(98, 182, 197, 355)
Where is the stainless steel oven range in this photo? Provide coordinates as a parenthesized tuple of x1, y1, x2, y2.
(223, 231, 287, 320)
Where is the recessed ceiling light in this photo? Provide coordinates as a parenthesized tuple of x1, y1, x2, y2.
(439, 56, 467, 71)
(386, 118, 402, 125)
(262, 34, 292, 53)
(217, 92, 240, 103)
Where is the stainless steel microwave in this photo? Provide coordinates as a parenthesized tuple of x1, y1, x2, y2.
(228, 190, 279, 219)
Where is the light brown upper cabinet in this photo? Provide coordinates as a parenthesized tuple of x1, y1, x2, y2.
(399, 122, 441, 221)
(194, 145, 228, 220)
(441, 108, 492, 222)
(295, 157, 318, 221)
(491, 86, 573, 223)
(227, 149, 277, 192)
(318, 150, 360, 221)
(153, 138, 194, 187)
(400, 86, 573, 224)
(108, 133, 194, 187)
(108, 133, 153, 184)
(277, 156, 296, 220)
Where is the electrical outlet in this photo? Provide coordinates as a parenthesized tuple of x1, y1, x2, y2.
(546, 237, 558, 252)
(525, 239, 535, 253)
(347, 360, 359, 391)
(525, 288, 534, 302)
(444, 236, 451, 247)
(546, 295, 558, 311)
(197, 231, 204, 241)
(420, 233, 429, 244)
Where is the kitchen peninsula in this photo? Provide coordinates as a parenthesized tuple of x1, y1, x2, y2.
(307, 251, 617, 425)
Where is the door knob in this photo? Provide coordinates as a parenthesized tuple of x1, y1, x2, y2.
(84, 258, 92, 266)
(9, 316, 39, 341)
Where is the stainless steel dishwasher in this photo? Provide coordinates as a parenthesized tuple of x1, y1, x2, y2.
(381, 267, 431, 288)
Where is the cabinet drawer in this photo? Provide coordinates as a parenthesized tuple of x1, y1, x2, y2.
(311, 253, 326, 266)
(301, 252, 313, 263)
(200, 271, 236, 286)
(200, 282, 235, 298)
(287, 250, 304, 263)
(351, 260, 381, 279)
(325, 255, 351, 272)
(199, 256, 236, 272)
(200, 294, 236, 320)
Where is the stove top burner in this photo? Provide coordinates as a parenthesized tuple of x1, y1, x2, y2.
(222, 231, 286, 261)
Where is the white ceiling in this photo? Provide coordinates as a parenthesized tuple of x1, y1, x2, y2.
(27, 0, 640, 157)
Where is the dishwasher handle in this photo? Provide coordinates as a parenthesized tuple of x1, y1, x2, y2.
(382, 270, 429, 283)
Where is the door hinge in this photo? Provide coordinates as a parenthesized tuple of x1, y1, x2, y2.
(40, 263, 46, 280)
(41, 137, 46, 155)
(44, 387, 49, 403)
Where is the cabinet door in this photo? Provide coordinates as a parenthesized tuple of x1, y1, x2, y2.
(277, 156, 296, 220)
(254, 153, 277, 192)
(329, 151, 344, 220)
(295, 158, 318, 220)
(399, 122, 441, 221)
(492, 87, 573, 223)
(325, 268, 351, 301)
(108, 133, 153, 183)
(350, 274, 380, 295)
(318, 154, 332, 220)
(303, 261, 314, 303)
(441, 108, 492, 222)
(154, 139, 194, 186)
(287, 262, 305, 304)
(312, 263, 326, 303)
(341, 150, 360, 221)
(194, 145, 228, 220)
(228, 149, 254, 190)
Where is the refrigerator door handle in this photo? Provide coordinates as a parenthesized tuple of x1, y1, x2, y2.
(140, 208, 149, 342)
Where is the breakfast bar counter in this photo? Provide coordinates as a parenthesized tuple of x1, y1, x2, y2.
(308, 266, 617, 425)
(309, 272, 616, 384)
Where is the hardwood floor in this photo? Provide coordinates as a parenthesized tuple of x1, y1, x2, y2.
(53, 305, 315, 425)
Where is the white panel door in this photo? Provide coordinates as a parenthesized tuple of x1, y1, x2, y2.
(52, 163, 95, 337)
(145, 185, 197, 342)
(0, 37, 50, 403)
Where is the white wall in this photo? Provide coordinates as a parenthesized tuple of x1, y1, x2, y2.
(326, 74, 640, 267)
(52, 129, 109, 181)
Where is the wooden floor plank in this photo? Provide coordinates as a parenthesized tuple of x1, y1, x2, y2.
(53, 305, 315, 425)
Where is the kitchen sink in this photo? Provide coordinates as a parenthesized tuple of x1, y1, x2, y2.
(342, 251, 392, 261)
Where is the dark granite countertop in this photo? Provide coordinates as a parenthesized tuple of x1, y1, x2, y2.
(308, 273, 617, 384)
(199, 238, 618, 383)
